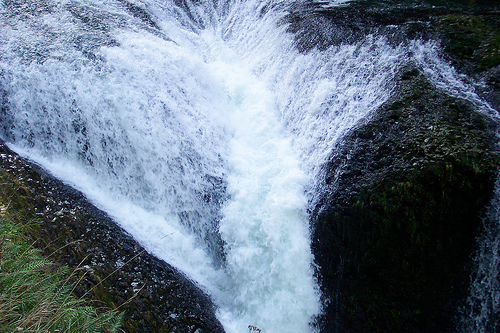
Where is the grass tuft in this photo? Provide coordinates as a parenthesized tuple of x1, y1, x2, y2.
(0, 206, 123, 333)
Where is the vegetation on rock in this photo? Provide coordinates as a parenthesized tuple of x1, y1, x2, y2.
(0, 192, 123, 332)
(0, 143, 224, 333)
(438, 14, 500, 73)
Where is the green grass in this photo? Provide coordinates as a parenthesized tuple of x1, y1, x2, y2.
(0, 203, 123, 333)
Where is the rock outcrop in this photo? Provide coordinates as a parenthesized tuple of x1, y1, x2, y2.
(0, 141, 225, 333)
(311, 65, 499, 332)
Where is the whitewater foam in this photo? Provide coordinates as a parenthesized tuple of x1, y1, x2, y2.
(0, 1, 460, 332)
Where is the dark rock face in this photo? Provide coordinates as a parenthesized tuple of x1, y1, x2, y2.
(282, 0, 490, 54)
(0, 141, 225, 333)
(436, 13, 500, 111)
(311, 66, 499, 332)
(283, 2, 436, 53)
(437, 14, 500, 75)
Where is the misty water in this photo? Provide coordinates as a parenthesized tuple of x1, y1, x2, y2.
(0, 0, 498, 332)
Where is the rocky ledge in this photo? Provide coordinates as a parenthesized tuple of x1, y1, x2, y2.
(0, 141, 225, 333)
(311, 65, 499, 332)
(296, 3, 500, 332)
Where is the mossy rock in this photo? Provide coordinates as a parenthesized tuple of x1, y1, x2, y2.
(312, 66, 499, 332)
(438, 14, 500, 73)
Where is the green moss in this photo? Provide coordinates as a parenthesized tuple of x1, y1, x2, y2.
(330, 169, 469, 328)
(439, 14, 500, 72)
(330, 139, 498, 331)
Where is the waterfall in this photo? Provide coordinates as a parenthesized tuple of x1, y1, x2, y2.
(1, 0, 498, 332)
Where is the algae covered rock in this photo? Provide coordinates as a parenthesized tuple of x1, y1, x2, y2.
(438, 14, 500, 74)
(312, 66, 499, 332)
(435, 13, 500, 111)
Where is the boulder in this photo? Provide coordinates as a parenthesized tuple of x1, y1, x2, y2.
(312, 65, 499, 332)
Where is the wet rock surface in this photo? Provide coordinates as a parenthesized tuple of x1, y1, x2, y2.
(283, 1, 440, 52)
(284, 0, 500, 110)
(311, 65, 499, 332)
(294, 2, 500, 332)
(436, 13, 500, 111)
(0, 141, 225, 333)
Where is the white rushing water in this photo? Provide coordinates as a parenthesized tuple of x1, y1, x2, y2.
(3, 0, 497, 332)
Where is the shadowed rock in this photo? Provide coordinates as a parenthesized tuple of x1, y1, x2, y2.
(312, 65, 499, 332)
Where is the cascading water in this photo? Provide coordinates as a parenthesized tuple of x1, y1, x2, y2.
(459, 178, 500, 333)
(1, 0, 498, 332)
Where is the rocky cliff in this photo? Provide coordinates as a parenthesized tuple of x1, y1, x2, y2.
(312, 63, 498, 331)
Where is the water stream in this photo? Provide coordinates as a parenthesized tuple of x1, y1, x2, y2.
(1, 0, 498, 332)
